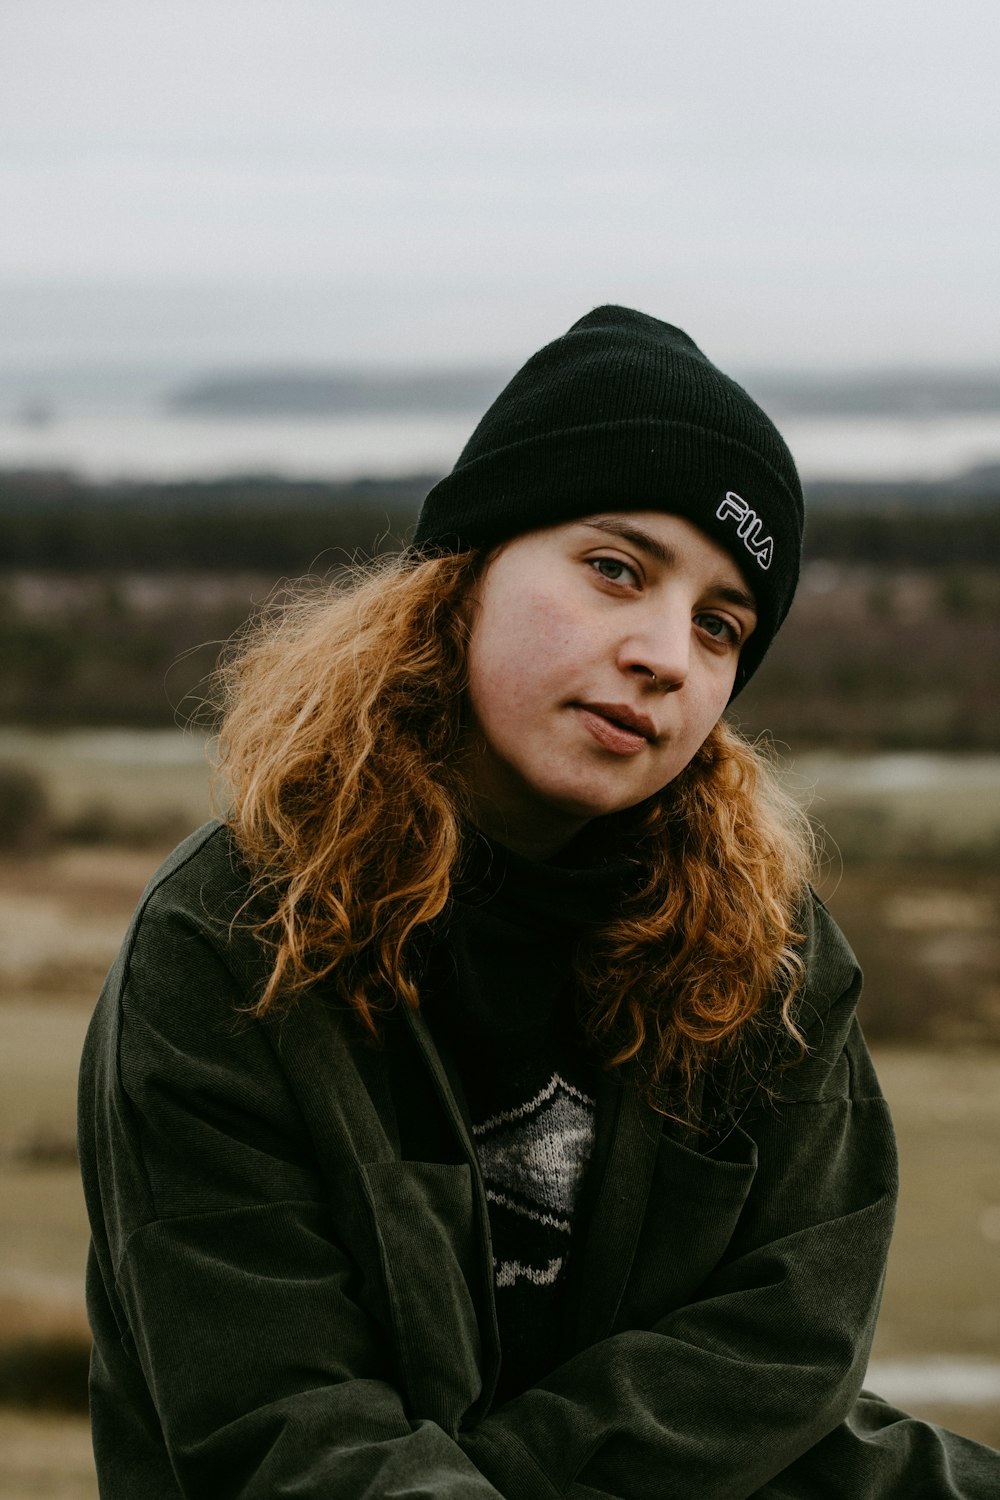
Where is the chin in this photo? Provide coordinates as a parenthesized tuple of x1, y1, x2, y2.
(536, 780, 654, 824)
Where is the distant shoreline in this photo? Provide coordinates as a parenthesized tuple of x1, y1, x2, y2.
(2, 366, 1000, 488)
(3, 462, 999, 512)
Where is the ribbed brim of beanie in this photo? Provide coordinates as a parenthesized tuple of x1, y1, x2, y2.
(412, 304, 803, 691)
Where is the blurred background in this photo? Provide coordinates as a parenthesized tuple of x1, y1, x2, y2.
(1, 1, 998, 1492)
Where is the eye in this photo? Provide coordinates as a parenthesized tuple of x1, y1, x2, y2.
(589, 556, 640, 587)
(695, 611, 741, 647)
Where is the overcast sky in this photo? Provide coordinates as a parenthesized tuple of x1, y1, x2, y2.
(2, 0, 999, 371)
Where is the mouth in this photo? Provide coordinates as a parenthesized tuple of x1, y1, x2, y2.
(574, 701, 657, 755)
(582, 702, 657, 740)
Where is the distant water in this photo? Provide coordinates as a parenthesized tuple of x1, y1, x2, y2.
(2, 371, 1000, 483)
(866, 1358, 1000, 1407)
(0, 408, 477, 484)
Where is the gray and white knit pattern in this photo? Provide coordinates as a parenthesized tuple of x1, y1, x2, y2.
(474, 1072, 596, 1290)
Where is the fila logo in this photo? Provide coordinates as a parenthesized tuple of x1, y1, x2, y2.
(716, 491, 773, 571)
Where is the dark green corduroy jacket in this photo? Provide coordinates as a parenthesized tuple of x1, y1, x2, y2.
(78, 822, 998, 1498)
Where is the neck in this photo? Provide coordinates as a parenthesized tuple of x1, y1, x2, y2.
(467, 800, 588, 863)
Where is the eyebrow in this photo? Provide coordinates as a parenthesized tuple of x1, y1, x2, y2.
(582, 516, 758, 616)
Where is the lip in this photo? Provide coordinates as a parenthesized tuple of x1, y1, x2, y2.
(582, 702, 657, 740)
(575, 701, 657, 755)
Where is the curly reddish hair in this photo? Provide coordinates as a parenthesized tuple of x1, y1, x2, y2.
(213, 550, 813, 1113)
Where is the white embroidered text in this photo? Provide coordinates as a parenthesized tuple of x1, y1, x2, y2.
(716, 491, 773, 570)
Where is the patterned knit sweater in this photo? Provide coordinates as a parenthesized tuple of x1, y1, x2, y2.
(424, 831, 634, 1403)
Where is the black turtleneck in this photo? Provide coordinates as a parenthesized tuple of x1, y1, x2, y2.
(423, 829, 636, 1403)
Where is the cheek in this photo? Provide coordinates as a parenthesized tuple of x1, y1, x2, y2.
(468, 622, 542, 735)
(681, 681, 731, 760)
(466, 645, 513, 730)
(468, 590, 573, 714)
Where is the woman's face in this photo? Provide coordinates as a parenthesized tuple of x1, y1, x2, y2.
(463, 511, 757, 858)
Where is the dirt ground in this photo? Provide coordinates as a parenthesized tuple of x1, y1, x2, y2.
(1, 840, 998, 1494)
(0, 1410, 96, 1500)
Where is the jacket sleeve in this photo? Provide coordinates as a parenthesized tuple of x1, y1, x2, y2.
(79, 857, 508, 1500)
(749, 1390, 1000, 1499)
(455, 897, 904, 1500)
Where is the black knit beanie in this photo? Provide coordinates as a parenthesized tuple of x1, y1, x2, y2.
(412, 304, 803, 692)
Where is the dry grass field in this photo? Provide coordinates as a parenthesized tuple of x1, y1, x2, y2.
(1, 740, 998, 1494)
(0, 1410, 96, 1500)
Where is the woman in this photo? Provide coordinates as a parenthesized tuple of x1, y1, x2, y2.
(79, 306, 998, 1497)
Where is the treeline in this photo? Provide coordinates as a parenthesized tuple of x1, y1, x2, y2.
(0, 471, 427, 572)
(2, 469, 1000, 572)
(800, 500, 1000, 568)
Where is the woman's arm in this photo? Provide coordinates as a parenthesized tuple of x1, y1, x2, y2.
(458, 1009, 899, 1498)
(79, 828, 507, 1499)
(749, 1390, 1000, 1499)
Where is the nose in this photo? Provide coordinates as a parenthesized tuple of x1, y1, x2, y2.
(618, 605, 690, 691)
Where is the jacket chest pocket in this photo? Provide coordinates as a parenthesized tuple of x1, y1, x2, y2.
(618, 1126, 758, 1330)
(361, 1159, 488, 1430)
